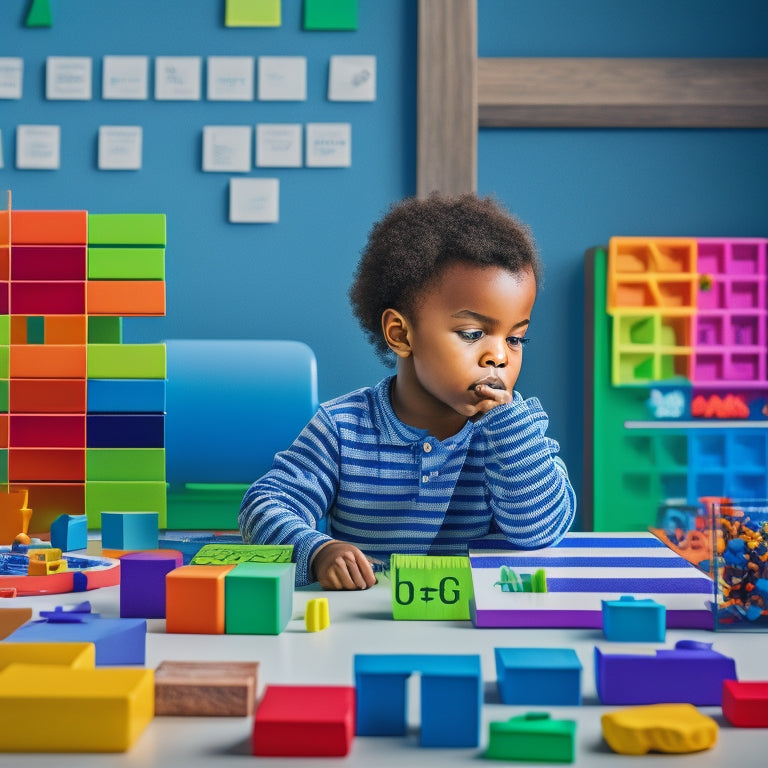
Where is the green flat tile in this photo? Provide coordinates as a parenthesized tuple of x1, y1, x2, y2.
(86, 448, 166, 481)
(88, 214, 166, 247)
(88, 247, 165, 280)
(303, 0, 358, 30)
(87, 344, 166, 379)
(88, 317, 122, 344)
(85, 480, 167, 528)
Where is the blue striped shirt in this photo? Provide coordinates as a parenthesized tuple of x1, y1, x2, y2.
(239, 376, 576, 586)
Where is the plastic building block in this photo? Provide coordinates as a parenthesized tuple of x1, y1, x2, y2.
(354, 654, 482, 747)
(155, 660, 259, 716)
(0, 641, 95, 670)
(87, 246, 165, 280)
(305, 597, 330, 632)
(28, 556, 68, 575)
(10, 448, 85, 482)
(225, 0, 281, 27)
(485, 712, 576, 763)
(303, 0, 358, 30)
(0, 489, 32, 545)
(495, 647, 582, 706)
(86, 413, 165, 448)
(88, 315, 122, 343)
(0, 608, 33, 640)
(24, 0, 53, 27)
(721, 680, 768, 727)
(224, 562, 295, 635)
(101, 511, 159, 550)
(10, 281, 86, 314)
(86, 448, 166, 481)
(390, 554, 472, 620)
(87, 213, 166, 247)
(44, 315, 88, 344)
(595, 640, 737, 705)
(9, 343, 87, 378)
(86, 343, 166, 379)
(601, 703, 718, 755)
(87, 379, 166, 414)
(87, 280, 165, 316)
(252, 685, 355, 757)
(0, 664, 154, 752)
(10, 414, 85, 448)
(601, 595, 666, 642)
(190, 543, 293, 565)
(11, 244, 86, 280)
(86, 482, 167, 528)
(11, 210, 88, 244)
(120, 551, 183, 618)
(10, 378, 87, 413)
(165, 564, 235, 634)
(46, 514, 88, 551)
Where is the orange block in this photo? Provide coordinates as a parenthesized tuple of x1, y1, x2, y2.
(10, 379, 87, 414)
(0, 489, 33, 546)
(9, 344, 87, 378)
(0, 208, 8, 245)
(87, 281, 165, 316)
(166, 565, 235, 635)
(10, 210, 88, 245)
(10, 483, 85, 534)
(9, 448, 85, 482)
(45, 315, 88, 344)
(10, 316, 27, 344)
(0, 607, 33, 640)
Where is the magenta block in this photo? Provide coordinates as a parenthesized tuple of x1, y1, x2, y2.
(119, 551, 183, 618)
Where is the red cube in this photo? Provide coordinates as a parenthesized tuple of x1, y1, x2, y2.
(722, 680, 768, 727)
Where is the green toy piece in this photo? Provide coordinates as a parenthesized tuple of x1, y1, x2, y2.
(485, 712, 576, 763)
(391, 554, 473, 620)
(190, 543, 293, 565)
(224, 562, 295, 635)
(303, 0, 358, 30)
(494, 566, 547, 593)
(24, 0, 52, 28)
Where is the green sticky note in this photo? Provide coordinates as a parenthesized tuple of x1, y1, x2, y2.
(390, 554, 473, 620)
(25, 0, 52, 28)
(303, 0, 358, 31)
(225, 0, 281, 27)
(191, 543, 293, 565)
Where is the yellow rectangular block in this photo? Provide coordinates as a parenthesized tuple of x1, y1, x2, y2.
(0, 664, 154, 752)
(28, 548, 63, 562)
(0, 642, 95, 671)
(27, 558, 69, 575)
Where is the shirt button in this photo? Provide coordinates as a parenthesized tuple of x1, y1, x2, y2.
(423, 442, 432, 453)
(422, 475, 429, 483)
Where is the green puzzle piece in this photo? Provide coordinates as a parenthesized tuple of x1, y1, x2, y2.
(190, 543, 293, 565)
(25, 0, 52, 27)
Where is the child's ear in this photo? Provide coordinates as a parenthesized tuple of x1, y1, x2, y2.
(381, 308, 412, 358)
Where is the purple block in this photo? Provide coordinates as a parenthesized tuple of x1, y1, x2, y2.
(120, 551, 183, 618)
(595, 639, 737, 706)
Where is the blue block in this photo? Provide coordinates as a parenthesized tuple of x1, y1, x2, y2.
(86, 414, 165, 448)
(49, 514, 88, 552)
(354, 654, 482, 747)
(602, 595, 666, 642)
(101, 511, 159, 550)
(120, 551, 182, 618)
(87, 379, 166, 413)
(495, 648, 582, 706)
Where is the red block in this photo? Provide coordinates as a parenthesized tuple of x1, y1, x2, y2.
(252, 685, 355, 757)
(10, 281, 85, 314)
(9, 414, 86, 448)
(722, 680, 768, 727)
(10, 379, 87, 414)
(9, 448, 85, 482)
(11, 245, 87, 280)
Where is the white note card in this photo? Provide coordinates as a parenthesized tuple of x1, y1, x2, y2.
(102, 56, 149, 100)
(155, 56, 202, 101)
(16, 125, 61, 170)
(258, 56, 307, 101)
(305, 123, 351, 167)
(229, 178, 279, 223)
(0, 58, 23, 99)
(202, 126, 252, 172)
(46, 57, 92, 100)
(207, 56, 254, 101)
(256, 124, 302, 168)
(98, 126, 143, 170)
(328, 55, 376, 101)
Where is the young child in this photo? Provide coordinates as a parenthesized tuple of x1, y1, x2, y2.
(239, 193, 576, 589)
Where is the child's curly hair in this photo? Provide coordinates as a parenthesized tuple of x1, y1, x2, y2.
(349, 193, 541, 362)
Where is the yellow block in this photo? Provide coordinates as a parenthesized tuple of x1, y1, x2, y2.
(305, 597, 330, 632)
(602, 703, 718, 755)
(27, 558, 69, 575)
(0, 642, 95, 671)
(0, 664, 154, 752)
(28, 548, 63, 562)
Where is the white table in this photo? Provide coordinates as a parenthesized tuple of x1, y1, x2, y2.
(2, 577, 767, 767)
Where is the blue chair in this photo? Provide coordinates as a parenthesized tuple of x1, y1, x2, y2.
(164, 340, 318, 529)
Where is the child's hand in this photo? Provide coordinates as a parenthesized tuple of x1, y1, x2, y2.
(471, 381, 513, 417)
(312, 540, 377, 590)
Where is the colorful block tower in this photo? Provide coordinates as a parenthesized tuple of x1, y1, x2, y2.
(1, 191, 166, 534)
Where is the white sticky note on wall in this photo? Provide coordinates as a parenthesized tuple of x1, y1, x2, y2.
(256, 124, 302, 167)
(229, 178, 279, 223)
(207, 56, 255, 101)
(203, 126, 253, 172)
(16, 125, 61, 169)
(155, 56, 202, 100)
(328, 55, 376, 101)
(0, 58, 23, 99)
(102, 56, 149, 100)
(305, 123, 351, 167)
(98, 126, 143, 170)
(258, 56, 307, 101)
(46, 57, 92, 100)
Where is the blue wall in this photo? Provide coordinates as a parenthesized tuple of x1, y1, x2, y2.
(3, 1, 767, 527)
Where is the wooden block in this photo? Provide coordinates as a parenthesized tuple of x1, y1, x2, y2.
(9, 414, 85, 448)
(10, 281, 85, 314)
(11, 210, 88, 245)
(11, 244, 86, 280)
(0, 609, 33, 641)
(87, 280, 165, 316)
(155, 660, 259, 716)
(10, 378, 87, 413)
(45, 315, 88, 344)
(165, 564, 235, 634)
(9, 447, 85, 482)
(10, 344, 87, 378)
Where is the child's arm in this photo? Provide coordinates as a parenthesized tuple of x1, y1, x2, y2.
(479, 394, 577, 548)
(310, 540, 376, 590)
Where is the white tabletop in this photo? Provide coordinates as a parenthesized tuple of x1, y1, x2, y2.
(2, 576, 767, 767)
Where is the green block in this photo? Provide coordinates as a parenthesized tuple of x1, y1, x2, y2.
(0, 379, 7, 413)
(390, 554, 473, 620)
(85, 480, 167, 528)
(88, 316, 122, 344)
(86, 448, 166, 481)
(0, 449, 7, 483)
(0, 316, 9, 345)
(27, 317, 45, 344)
(0, 347, 8, 378)
(87, 247, 165, 280)
(25, 0, 52, 27)
(88, 214, 166, 247)
(191, 543, 293, 565)
(166, 483, 248, 530)
(486, 713, 576, 763)
(225, 562, 295, 635)
(303, 0, 358, 30)
(87, 344, 166, 379)
(225, 0, 281, 27)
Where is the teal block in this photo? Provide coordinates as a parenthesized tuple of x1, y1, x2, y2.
(50, 513, 88, 552)
(225, 562, 294, 635)
(100, 511, 159, 550)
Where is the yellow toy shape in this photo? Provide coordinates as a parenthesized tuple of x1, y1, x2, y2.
(602, 703, 718, 755)
(305, 597, 330, 632)
(0, 489, 33, 545)
(0, 663, 154, 752)
(0, 642, 95, 671)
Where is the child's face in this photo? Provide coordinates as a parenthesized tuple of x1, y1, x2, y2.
(407, 263, 536, 419)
